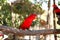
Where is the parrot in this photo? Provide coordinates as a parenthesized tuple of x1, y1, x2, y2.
(19, 14, 37, 30)
(53, 4, 60, 25)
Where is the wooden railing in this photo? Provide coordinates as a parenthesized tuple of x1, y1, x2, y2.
(0, 26, 60, 36)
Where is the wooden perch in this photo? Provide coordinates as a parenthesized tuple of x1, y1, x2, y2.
(0, 26, 60, 36)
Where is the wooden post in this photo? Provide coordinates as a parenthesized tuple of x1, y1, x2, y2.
(53, 0, 57, 40)
(45, 0, 51, 40)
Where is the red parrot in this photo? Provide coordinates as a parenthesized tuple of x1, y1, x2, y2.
(53, 4, 60, 15)
(19, 14, 37, 30)
(53, 4, 60, 25)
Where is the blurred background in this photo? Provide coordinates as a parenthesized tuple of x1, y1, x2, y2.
(0, 0, 60, 40)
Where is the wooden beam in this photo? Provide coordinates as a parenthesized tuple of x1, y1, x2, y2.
(0, 26, 60, 36)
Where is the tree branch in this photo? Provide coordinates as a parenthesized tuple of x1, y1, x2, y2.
(0, 26, 60, 36)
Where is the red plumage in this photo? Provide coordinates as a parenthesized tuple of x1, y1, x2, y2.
(53, 4, 60, 15)
(19, 14, 37, 30)
(53, 4, 60, 25)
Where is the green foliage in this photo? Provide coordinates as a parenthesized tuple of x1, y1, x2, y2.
(0, 0, 45, 28)
(31, 20, 38, 26)
(0, 2, 12, 26)
(0, 0, 6, 6)
(13, 1, 44, 15)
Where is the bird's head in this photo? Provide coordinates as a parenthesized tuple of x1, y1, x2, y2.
(33, 17, 37, 21)
(53, 4, 58, 9)
(31, 14, 37, 21)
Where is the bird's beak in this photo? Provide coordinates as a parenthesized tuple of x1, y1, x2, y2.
(33, 17, 37, 21)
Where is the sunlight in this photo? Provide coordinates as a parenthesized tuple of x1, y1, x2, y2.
(7, 0, 16, 3)
(29, 0, 35, 4)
